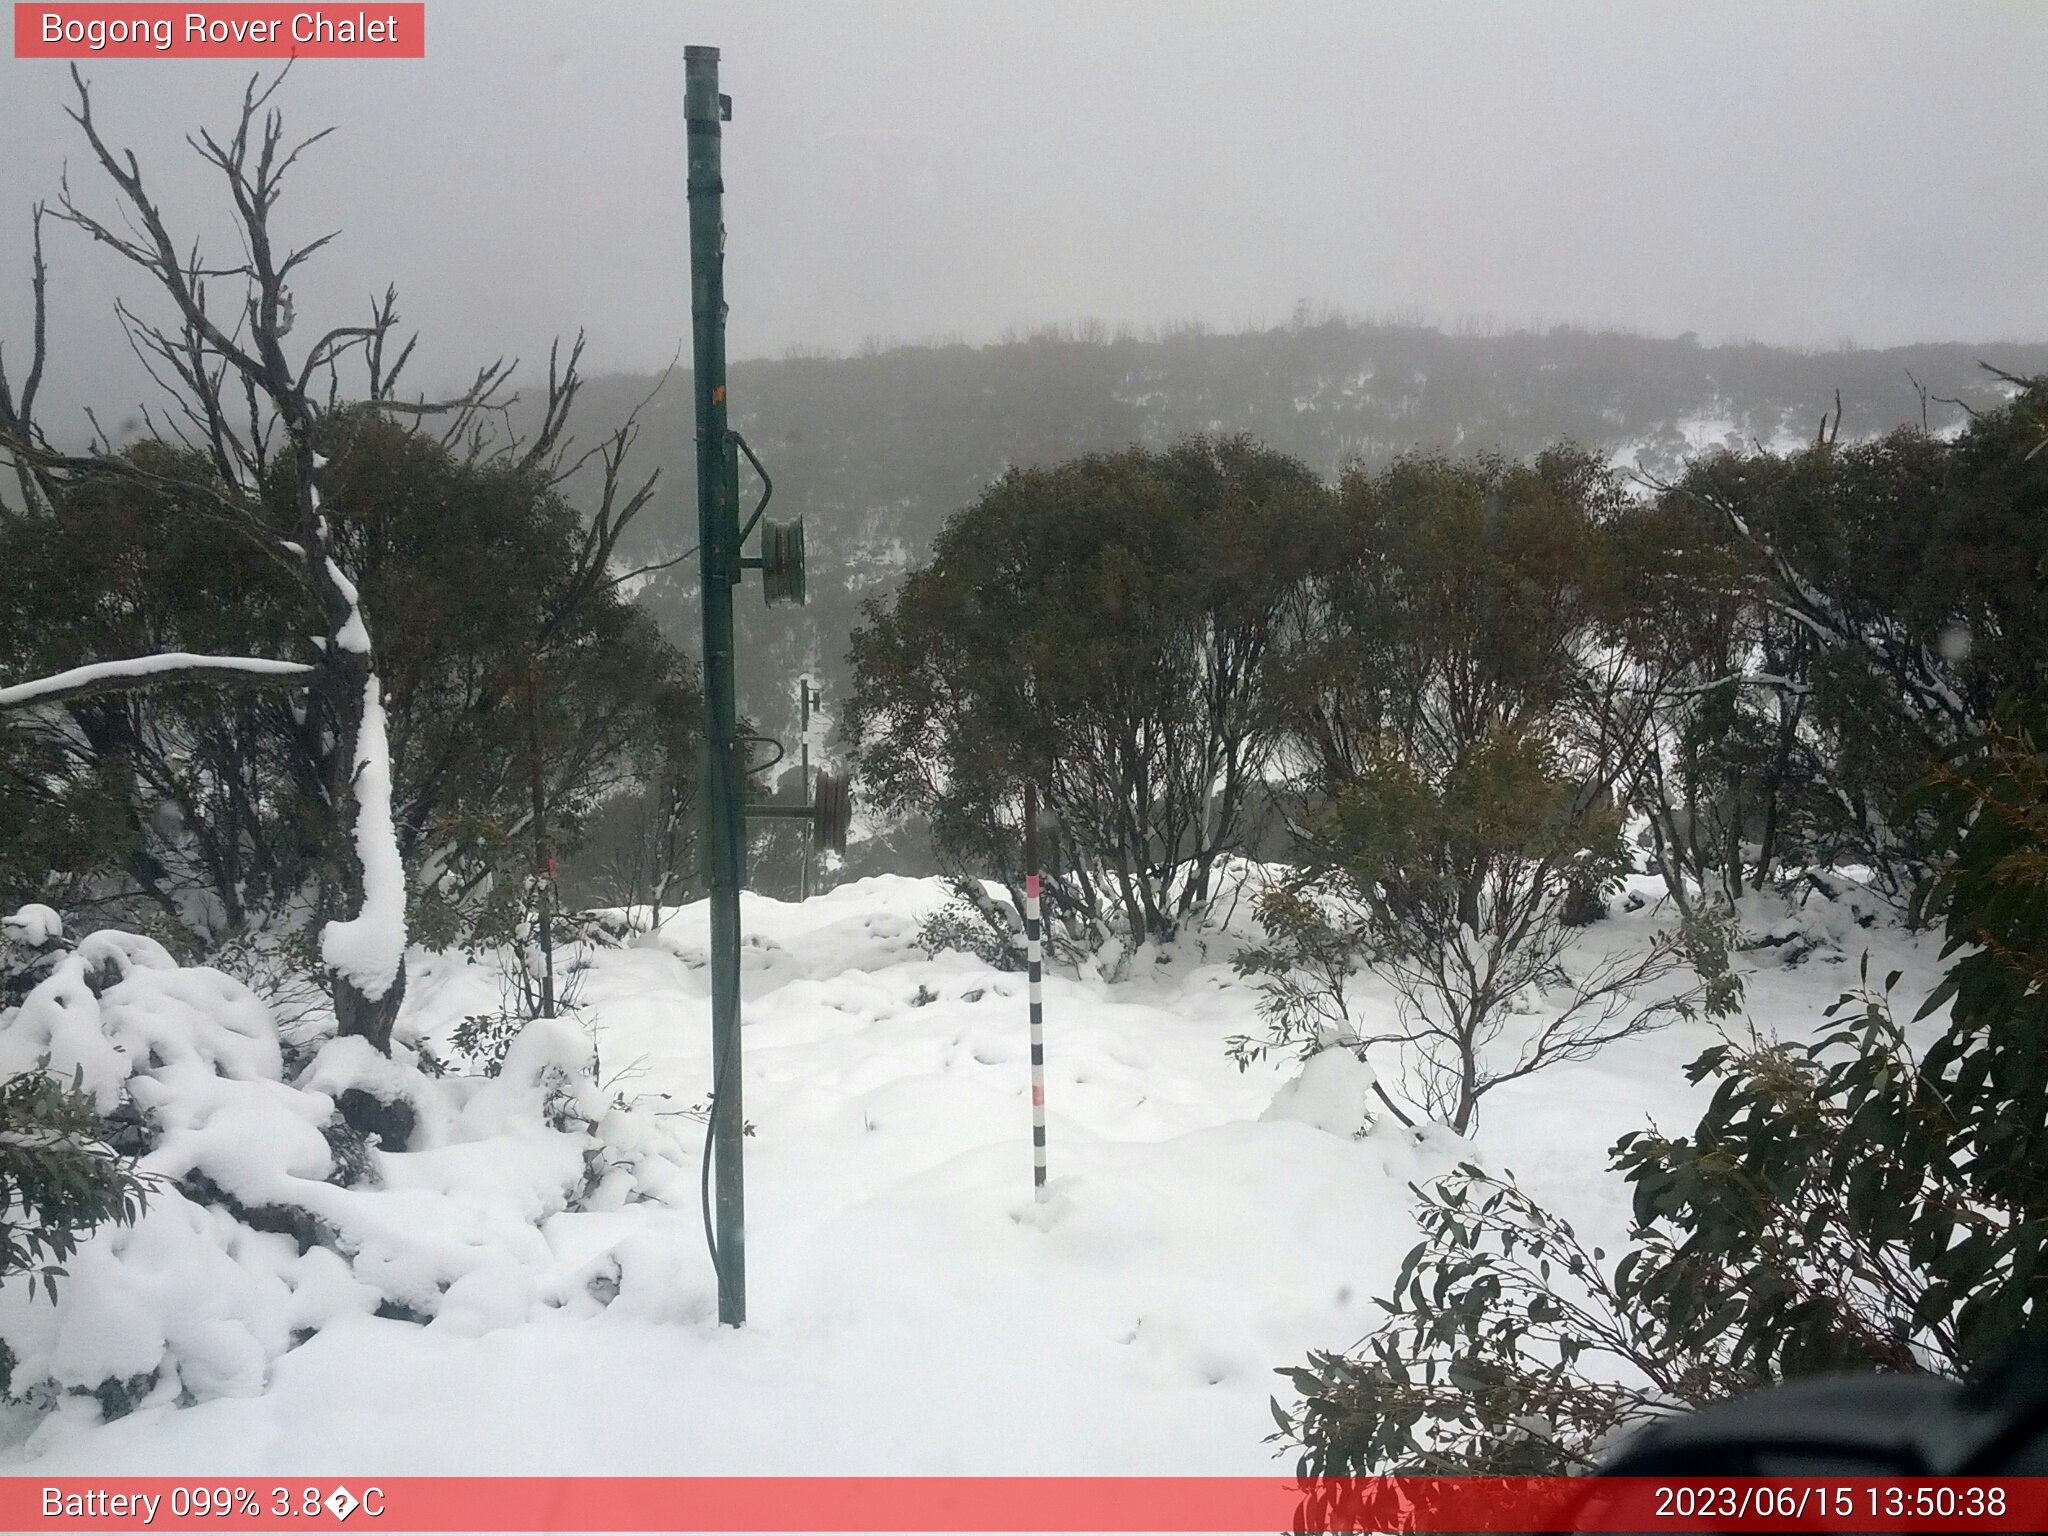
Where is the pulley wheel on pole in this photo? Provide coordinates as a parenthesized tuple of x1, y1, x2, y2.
(759, 518, 806, 606)
(814, 766, 853, 856)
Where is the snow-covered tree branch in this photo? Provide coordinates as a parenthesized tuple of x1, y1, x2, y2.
(0, 653, 312, 712)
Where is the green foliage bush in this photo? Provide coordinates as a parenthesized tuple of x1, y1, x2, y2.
(0, 1065, 152, 1390)
(913, 897, 1018, 970)
(0, 413, 698, 954)
(1236, 448, 1739, 1130)
(850, 435, 1328, 958)
(1640, 381, 2048, 904)
(1275, 700, 2048, 1474)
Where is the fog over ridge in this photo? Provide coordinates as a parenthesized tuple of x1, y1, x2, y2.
(3, 0, 2045, 429)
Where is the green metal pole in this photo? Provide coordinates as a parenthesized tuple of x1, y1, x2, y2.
(686, 44, 746, 1328)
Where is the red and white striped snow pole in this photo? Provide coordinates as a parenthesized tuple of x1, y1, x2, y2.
(1024, 780, 1048, 1201)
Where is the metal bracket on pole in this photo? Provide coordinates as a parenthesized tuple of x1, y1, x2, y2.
(730, 429, 804, 606)
(744, 766, 852, 856)
(732, 431, 774, 544)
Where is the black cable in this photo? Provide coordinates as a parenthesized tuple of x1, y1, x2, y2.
(699, 1068, 719, 1284)
(698, 958, 743, 1300)
(739, 733, 785, 775)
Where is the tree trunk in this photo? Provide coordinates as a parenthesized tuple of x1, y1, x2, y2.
(305, 442, 409, 1054)
(334, 970, 406, 1055)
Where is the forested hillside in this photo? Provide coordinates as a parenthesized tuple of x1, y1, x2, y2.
(577, 318, 2048, 755)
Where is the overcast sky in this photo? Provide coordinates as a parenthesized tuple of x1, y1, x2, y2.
(4, 1, 2045, 425)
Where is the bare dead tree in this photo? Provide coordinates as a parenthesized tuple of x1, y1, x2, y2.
(0, 68, 535, 1054)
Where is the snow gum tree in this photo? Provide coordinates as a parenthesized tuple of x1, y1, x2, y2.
(848, 436, 1329, 959)
(0, 70, 571, 1054)
(0, 411, 692, 966)
(1584, 485, 1794, 915)
(1628, 380, 2048, 909)
(1240, 449, 1737, 1132)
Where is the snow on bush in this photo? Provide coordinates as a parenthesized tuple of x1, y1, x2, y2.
(0, 905, 63, 949)
(0, 920, 696, 1427)
(319, 677, 407, 1002)
(1261, 1046, 1377, 1138)
(1261, 1046, 1479, 1194)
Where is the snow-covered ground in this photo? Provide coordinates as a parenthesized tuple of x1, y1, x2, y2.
(0, 871, 1944, 1476)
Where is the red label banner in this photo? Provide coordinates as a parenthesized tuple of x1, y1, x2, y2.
(3, 1476, 2045, 1532)
(14, 5, 425, 58)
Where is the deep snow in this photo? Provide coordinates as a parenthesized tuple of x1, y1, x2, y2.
(0, 870, 1944, 1476)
